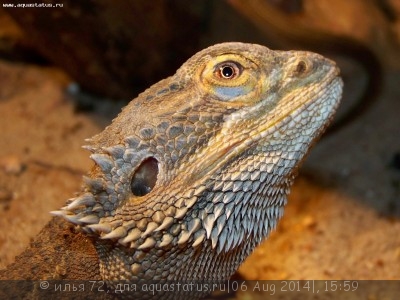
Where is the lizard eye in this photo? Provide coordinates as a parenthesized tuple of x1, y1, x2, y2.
(215, 61, 242, 79)
(201, 54, 258, 101)
(131, 157, 158, 196)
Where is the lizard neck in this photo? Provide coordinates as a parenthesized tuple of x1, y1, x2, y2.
(95, 179, 290, 283)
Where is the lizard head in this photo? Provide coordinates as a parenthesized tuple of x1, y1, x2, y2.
(52, 42, 342, 280)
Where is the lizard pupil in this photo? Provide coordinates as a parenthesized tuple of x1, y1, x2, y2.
(130, 157, 158, 196)
(221, 66, 234, 78)
(220, 65, 235, 79)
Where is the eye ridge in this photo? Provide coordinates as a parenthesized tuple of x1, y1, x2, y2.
(215, 61, 243, 80)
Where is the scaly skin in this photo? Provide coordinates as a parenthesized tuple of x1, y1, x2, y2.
(2, 43, 342, 299)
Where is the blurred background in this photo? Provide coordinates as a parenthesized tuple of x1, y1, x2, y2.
(0, 0, 399, 297)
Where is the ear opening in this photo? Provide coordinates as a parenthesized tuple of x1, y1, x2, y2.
(130, 157, 159, 197)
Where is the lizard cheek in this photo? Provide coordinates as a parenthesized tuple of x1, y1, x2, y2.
(130, 157, 159, 196)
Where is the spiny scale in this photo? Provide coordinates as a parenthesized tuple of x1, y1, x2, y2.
(90, 154, 114, 173)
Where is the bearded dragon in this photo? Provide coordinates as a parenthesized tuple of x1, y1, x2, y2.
(0, 42, 342, 299)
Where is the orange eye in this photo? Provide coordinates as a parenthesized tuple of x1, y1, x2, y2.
(215, 61, 242, 79)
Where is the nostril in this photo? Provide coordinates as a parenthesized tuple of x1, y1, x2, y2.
(131, 157, 159, 196)
(295, 60, 307, 74)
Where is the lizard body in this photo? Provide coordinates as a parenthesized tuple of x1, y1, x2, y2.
(4, 43, 342, 299)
